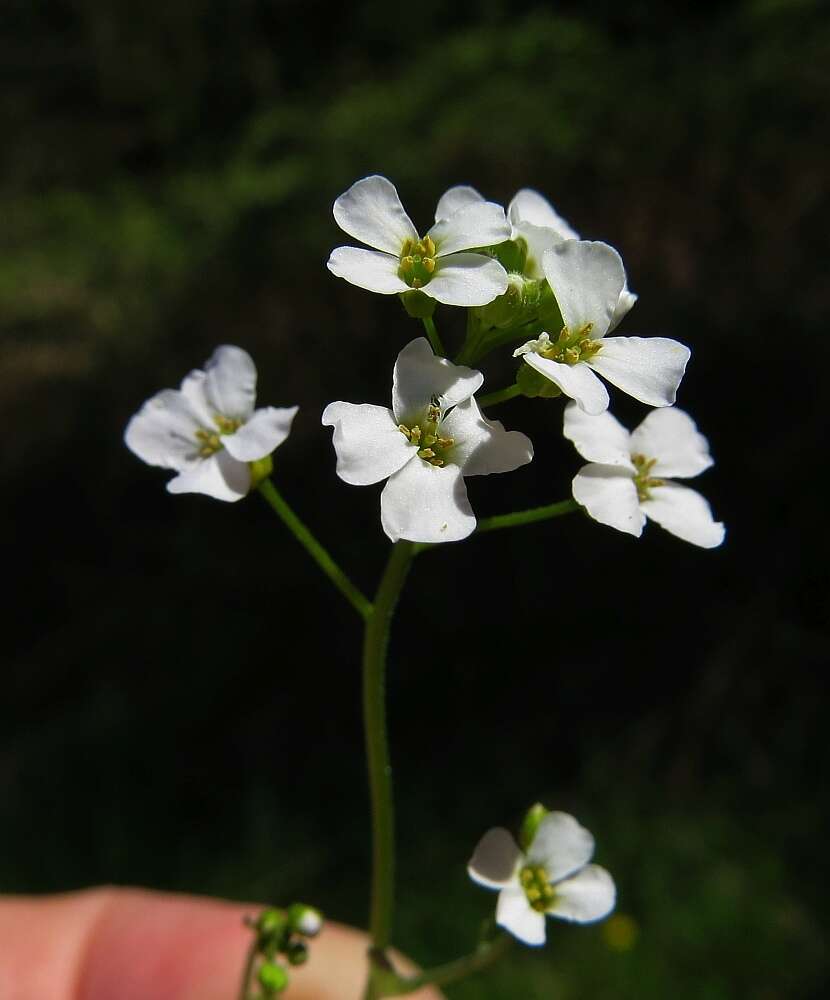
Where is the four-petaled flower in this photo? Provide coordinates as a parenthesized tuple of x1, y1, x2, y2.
(513, 241, 690, 414)
(468, 811, 616, 946)
(321, 338, 533, 543)
(327, 175, 511, 307)
(564, 402, 725, 547)
(435, 185, 637, 324)
(125, 345, 298, 502)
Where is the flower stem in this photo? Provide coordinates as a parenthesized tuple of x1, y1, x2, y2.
(381, 934, 513, 996)
(476, 498, 580, 533)
(412, 499, 580, 554)
(422, 316, 446, 357)
(362, 540, 416, 998)
(237, 935, 258, 1000)
(257, 478, 372, 620)
(477, 383, 522, 409)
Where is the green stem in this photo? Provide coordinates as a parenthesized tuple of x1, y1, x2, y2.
(258, 478, 372, 620)
(422, 316, 446, 357)
(477, 383, 522, 409)
(413, 499, 580, 554)
(237, 936, 258, 1000)
(362, 541, 416, 998)
(383, 934, 513, 995)
(476, 499, 580, 533)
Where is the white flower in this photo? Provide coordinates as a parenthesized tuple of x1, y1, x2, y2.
(436, 185, 635, 327)
(513, 241, 690, 414)
(327, 175, 511, 307)
(125, 345, 298, 502)
(564, 402, 725, 548)
(468, 811, 616, 946)
(321, 338, 533, 543)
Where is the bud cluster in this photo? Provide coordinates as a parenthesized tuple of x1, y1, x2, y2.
(243, 903, 323, 998)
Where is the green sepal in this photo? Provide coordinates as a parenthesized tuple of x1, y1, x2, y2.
(516, 364, 562, 399)
(519, 802, 550, 851)
(249, 454, 273, 489)
(400, 289, 436, 319)
(258, 961, 289, 993)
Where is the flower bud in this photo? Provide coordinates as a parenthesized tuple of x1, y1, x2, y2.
(258, 961, 289, 993)
(287, 902, 323, 937)
(519, 802, 550, 851)
(286, 940, 309, 966)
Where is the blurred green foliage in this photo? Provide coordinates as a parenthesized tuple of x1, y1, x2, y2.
(2, 1, 828, 997)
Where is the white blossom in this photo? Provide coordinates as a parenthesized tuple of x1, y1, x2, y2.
(513, 241, 690, 414)
(321, 338, 533, 543)
(564, 403, 725, 547)
(468, 811, 616, 946)
(436, 185, 636, 328)
(327, 176, 511, 307)
(125, 346, 297, 502)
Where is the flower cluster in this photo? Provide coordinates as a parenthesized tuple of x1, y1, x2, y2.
(124, 174, 727, 968)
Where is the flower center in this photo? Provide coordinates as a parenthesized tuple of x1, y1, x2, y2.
(398, 396, 455, 467)
(632, 453, 665, 501)
(538, 324, 602, 366)
(398, 236, 437, 289)
(194, 414, 242, 458)
(519, 864, 555, 913)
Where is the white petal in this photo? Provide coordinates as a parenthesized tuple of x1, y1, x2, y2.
(423, 254, 508, 307)
(203, 345, 257, 422)
(392, 338, 483, 424)
(179, 370, 214, 427)
(629, 407, 714, 478)
(434, 185, 486, 223)
(642, 482, 725, 548)
(572, 464, 644, 537)
(332, 175, 418, 254)
(380, 460, 475, 544)
(588, 336, 690, 408)
(548, 865, 616, 924)
(428, 202, 511, 256)
(321, 402, 414, 486)
(527, 811, 595, 883)
(327, 247, 409, 295)
(166, 450, 250, 502)
(468, 828, 522, 889)
(508, 189, 579, 240)
(523, 355, 609, 415)
(224, 406, 298, 462)
(562, 401, 634, 468)
(511, 221, 565, 280)
(443, 397, 533, 476)
(542, 241, 626, 339)
(608, 287, 638, 333)
(124, 388, 202, 470)
(496, 887, 546, 946)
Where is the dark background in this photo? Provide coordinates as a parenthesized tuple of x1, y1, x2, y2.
(2, 1, 828, 996)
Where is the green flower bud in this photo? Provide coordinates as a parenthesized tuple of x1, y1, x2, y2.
(256, 908, 287, 937)
(519, 802, 550, 852)
(258, 961, 289, 993)
(399, 289, 436, 319)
